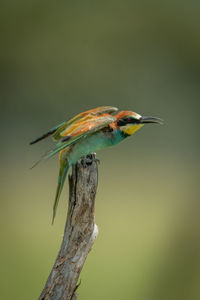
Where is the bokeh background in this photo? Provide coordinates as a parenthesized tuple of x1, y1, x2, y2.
(1, 1, 199, 299)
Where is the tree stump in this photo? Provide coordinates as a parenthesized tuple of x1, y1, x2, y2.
(39, 154, 99, 300)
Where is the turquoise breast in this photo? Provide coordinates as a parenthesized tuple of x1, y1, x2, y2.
(68, 129, 125, 164)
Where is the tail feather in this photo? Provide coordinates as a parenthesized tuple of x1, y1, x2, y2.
(52, 161, 70, 224)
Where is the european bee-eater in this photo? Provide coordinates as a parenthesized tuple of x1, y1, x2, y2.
(30, 106, 162, 223)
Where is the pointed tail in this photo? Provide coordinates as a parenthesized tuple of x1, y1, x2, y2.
(52, 155, 71, 224)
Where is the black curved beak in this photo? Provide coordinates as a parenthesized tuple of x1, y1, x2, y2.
(140, 116, 163, 124)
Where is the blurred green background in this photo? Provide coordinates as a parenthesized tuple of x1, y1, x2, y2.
(1, 1, 199, 299)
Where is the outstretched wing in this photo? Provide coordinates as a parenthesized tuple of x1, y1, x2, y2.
(53, 106, 118, 140)
(31, 114, 116, 168)
(29, 122, 65, 145)
(30, 106, 118, 144)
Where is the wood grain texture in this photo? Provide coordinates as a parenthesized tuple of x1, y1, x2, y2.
(39, 154, 99, 300)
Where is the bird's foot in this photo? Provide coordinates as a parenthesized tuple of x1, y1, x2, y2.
(81, 153, 100, 167)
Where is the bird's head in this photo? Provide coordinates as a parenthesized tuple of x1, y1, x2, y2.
(116, 111, 163, 136)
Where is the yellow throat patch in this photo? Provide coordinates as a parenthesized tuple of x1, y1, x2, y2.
(121, 124, 144, 135)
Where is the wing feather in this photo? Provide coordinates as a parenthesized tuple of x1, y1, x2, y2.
(31, 114, 116, 167)
(30, 106, 118, 145)
(53, 106, 118, 140)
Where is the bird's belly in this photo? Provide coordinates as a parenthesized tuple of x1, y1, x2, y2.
(68, 131, 120, 163)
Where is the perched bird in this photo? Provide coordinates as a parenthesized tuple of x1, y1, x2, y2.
(30, 106, 162, 223)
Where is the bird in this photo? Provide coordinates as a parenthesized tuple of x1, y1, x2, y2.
(30, 106, 162, 223)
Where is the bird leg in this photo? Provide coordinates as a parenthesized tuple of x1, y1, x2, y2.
(81, 153, 100, 167)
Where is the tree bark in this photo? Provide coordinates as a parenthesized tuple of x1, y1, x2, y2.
(39, 154, 99, 300)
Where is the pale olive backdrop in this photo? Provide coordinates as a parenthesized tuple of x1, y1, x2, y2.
(1, 1, 199, 300)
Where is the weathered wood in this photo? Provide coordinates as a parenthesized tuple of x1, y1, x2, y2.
(39, 154, 99, 300)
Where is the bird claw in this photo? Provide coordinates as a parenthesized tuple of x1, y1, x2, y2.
(81, 153, 100, 167)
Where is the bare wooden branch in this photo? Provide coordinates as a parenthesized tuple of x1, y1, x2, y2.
(39, 154, 99, 300)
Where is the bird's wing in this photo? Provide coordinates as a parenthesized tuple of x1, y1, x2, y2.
(53, 106, 118, 140)
(30, 106, 118, 144)
(31, 114, 116, 168)
(29, 122, 65, 145)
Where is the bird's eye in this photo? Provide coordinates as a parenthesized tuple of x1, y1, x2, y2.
(126, 117, 140, 124)
(125, 117, 134, 123)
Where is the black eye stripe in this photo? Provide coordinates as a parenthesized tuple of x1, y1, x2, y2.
(117, 117, 140, 126)
(117, 119, 126, 126)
